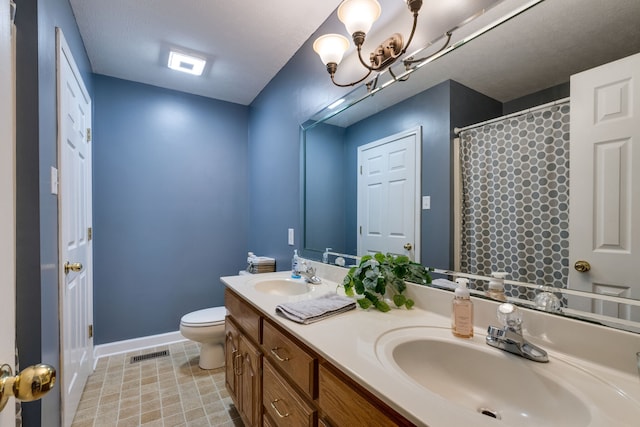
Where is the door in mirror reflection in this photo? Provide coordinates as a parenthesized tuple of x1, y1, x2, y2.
(569, 52, 640, 322)
(358, 128, 421, 261)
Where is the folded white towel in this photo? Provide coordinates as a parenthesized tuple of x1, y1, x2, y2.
(275, 293, 356, 324)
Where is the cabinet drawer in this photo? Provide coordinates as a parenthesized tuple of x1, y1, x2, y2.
(225, 288, 261, 343)
(319, 364, 412, 427)
(263, 359, 315, 427)
(263, 320, 316, 397)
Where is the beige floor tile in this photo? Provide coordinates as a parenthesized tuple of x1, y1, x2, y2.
(161, 402, 185, 418)
(162, 413, 187, 427)
(140, 408, 162, 424)
(72, 343, 238, 426)
(116, 415, 140, 427)
(118, 403, 140, 420)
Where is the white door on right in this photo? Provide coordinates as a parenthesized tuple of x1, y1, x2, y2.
(569, 52, 640, 321)
(357, 128, 421, 261)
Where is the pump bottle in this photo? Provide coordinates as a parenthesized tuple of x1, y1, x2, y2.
(291, 250, 301, 279)
(452, 278, 474, 338)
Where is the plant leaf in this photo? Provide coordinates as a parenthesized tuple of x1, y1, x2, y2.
(357, 298, 373, 309)
(375, 277, 386, 294)
(405, 299, 415, 309)
(374, 299, 391, 312)
(393, 294, 406, 307)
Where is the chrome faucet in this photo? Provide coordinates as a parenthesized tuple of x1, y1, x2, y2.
(295, 261, 322, 284)
(486, 303, 548, 363)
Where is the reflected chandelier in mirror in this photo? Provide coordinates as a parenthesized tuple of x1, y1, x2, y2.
(301, 0, 640, 333)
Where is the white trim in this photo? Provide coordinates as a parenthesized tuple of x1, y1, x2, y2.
(93, 331, 187, 367)
(452, 137, 461, 271)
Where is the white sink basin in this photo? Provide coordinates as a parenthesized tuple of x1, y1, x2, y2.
(252, 278, 311, 296)
(376, 327, 640, 426)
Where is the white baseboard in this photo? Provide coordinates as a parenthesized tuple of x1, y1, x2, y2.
(93, 331, 187, 367)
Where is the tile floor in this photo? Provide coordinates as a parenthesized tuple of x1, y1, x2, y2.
(71, 341, 244, 427)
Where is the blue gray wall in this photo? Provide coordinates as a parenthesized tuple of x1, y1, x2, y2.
(304, 123, 348, 256)
(247, 13, 350, 268)
(92, 75, 249, 344)
(15, 0, 92, 425)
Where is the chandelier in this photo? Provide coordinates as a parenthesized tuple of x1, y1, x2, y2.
(313, 0, 427, 87)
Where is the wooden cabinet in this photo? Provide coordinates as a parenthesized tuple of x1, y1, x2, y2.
(318, 363, 414, 427)
(239, 334, 262, 426)
(224, 317, 240, 398)
(263, 319, 316, 398)
(263, 359, 316, 426)
(225, 287, 414, 427)
(226, 287, 261, 342)
(225, 290, 262, 427)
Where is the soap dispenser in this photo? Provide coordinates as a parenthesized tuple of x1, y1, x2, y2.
(322, 248, 332, 264)
(487, 271, 508, 301)
(291, 249, 301, 279)
(452, 278, 474, 338)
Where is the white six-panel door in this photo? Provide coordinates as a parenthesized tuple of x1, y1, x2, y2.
(357, 128, 421, 261)
(0, 1, 16, 423)
(569, 52, 640, 322)
(57, 28, 93, 427)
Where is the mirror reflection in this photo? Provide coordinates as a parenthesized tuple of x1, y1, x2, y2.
(301, 0, 640, 331)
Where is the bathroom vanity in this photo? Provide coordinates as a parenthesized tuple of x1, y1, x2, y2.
(222, 264, 640, 427)
(224, 285, 411, 427)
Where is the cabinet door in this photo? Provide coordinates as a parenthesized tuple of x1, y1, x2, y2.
(225, 317, 240, 398)
(239, 334, 262, 427)
(319, 364, 412, 427)
(263, 359, 316, 427)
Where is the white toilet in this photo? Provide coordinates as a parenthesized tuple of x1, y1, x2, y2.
(179, 306, 226, 369)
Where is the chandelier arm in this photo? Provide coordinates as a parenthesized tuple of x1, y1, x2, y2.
(388, 66, 409, 83)
(399, 12, 420, 56)
(403, 31, 453, 67)
(330, 68, 374, 88)
(356, 44, 377, 72)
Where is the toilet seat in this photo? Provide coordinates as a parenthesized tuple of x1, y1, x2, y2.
(180, 307, 226, 327)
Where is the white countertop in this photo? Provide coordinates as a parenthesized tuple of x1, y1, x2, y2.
(221, 268, 640, 427)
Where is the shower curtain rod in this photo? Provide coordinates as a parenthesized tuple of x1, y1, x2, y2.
(454, 96, 570, 135)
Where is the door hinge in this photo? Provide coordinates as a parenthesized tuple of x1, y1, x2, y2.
(360, 165, 363, 175)
(88, 227, 92, 241)
(88, 324, 93, 338)
(359, 226, 362, 235)
(86, 128, 92, 142)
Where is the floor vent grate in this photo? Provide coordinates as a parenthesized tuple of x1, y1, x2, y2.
(130, 350, 169, 364)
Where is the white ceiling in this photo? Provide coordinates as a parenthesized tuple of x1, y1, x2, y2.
(70, 0, 640, 111)
(69, 0, 342, 105)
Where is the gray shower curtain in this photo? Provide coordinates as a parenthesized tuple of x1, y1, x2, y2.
(458, 103, 570, 301)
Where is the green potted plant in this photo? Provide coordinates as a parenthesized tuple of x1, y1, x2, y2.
(342, 253, 433, 312)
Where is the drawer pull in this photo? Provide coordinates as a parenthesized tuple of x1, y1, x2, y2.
(270, 399, 290, 418)
(270, 347, 290, 362)
(234, 353, 242, 376)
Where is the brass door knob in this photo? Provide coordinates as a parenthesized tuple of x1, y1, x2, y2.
(574, 260, 591, 273)
(64, 261, 83, 274)
(404, 243, 413, 251)
(0, 364, 56, 412)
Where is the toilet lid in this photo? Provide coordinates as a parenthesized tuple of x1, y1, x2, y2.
(181, 307, 227, 327)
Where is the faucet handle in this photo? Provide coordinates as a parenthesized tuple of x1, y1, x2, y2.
(496, 303, 522, 330)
